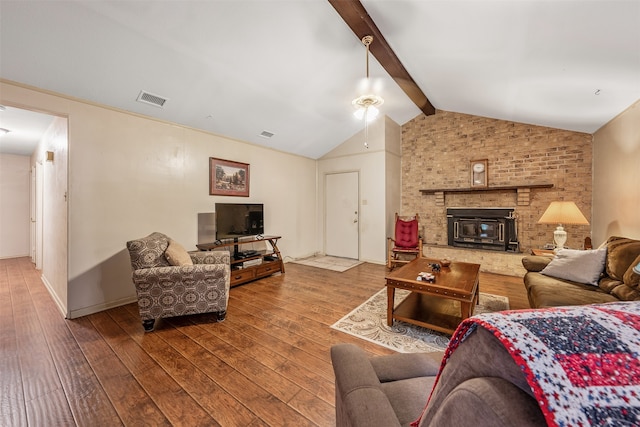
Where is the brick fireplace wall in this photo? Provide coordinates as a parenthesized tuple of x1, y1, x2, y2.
(401, 110, 593, 270)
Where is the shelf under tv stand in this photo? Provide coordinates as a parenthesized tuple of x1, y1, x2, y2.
(196, 235, 284, 287)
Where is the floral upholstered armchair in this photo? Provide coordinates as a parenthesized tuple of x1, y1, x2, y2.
(126, 232, 230, 332)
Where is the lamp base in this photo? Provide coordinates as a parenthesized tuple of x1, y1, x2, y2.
(553, 225, 567, 251)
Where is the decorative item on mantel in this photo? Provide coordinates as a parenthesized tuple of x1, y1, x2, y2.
(537, 201, 589, 251)
(470, 159, 488, 187)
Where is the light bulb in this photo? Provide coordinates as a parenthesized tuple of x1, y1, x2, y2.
(366, 106, 379, 121)
(353, 106, 379, 122)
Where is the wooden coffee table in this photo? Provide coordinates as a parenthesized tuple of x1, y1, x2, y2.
(386, 257, 480, 335)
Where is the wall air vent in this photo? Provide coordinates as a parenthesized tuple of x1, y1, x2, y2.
(259, 130, 274, 138)
(136, 90, 168, 108)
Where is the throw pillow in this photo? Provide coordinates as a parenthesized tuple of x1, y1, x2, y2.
(605, 236, 640, 281)
(623, 254, 640, 289)
(540, 247, 607, 286)
(165, 239, 193, 266)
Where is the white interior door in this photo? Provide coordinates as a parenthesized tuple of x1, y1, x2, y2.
(325, 172, 359, 259)
(30, 165, 36, 262)
(35, 161, 43, 269)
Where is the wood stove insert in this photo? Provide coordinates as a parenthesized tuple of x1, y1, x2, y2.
(447, 208, 519, 252)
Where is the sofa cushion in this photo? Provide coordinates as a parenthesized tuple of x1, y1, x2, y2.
(165, 239, 193, 266)
(126, 232, 171, 270)
(395, 218, 419, 248)
(524, 272, 617, 308)
(521, 256, 551, 273)
(539, 248, 607, 286)
(381, 377, 434, 426)
(605, 236, 640, 281)
(623, 254, 640, 289)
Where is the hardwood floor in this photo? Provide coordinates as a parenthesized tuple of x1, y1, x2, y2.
(1, 256, 529, 426)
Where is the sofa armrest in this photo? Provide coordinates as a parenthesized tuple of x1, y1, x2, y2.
(331, 344, 383, 391)
(190, 250, 230, 265)
(331, 344, 402, 427)
(132, 264, 229, 287)
(521, 255, 551, 272)
(424, 377, 546, 427)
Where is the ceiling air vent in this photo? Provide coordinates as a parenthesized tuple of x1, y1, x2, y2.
(136, 90, 168, 108)
(259, 130, 274, 138)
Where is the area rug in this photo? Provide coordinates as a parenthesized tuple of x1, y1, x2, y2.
(291, 255, 363, 272)
(331, 289, 510, 353)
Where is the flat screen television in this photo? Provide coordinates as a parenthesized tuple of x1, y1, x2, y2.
(215, 203, 264, 240)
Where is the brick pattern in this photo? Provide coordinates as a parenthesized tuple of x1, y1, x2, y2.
(423, 246, 527, 277)
(401, 110, 593, 258)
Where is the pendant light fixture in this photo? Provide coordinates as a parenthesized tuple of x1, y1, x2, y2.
(352, 35, 384, 148)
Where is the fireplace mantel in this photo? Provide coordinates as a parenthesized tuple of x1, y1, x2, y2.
(420, 183, 553, 206)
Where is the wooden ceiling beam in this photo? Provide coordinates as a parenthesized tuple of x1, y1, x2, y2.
(329, 0, 436, 116)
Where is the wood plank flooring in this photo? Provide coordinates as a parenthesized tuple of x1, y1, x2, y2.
(1, 256, 529, 426)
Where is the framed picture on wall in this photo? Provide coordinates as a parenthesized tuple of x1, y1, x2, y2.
(470, 159, 488, 187)
(209, 157, 250, 197)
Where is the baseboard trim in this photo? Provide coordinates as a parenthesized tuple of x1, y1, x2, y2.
(40, 274, 67, 317)
(68, 295, 138, 319)
(0, 253, 30, 260)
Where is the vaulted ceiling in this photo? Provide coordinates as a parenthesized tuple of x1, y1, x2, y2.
(1, 0, 639, 159)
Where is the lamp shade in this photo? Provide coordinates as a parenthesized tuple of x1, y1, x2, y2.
(538, 201, 589, 225)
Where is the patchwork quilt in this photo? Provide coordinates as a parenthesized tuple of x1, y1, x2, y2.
(416, 302, 640, 427)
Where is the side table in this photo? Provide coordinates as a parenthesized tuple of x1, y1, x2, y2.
(530, 249, 555, 256)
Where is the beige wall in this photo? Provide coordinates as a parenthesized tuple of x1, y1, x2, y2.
(401, 110, 593, 254)
(1, 80, 318, 318)
(384, 116, 402, 247)
(0, 153, 30, 258)
(592, 99, 640, 244)
(4, 76, 637, 317)
(319, 116, 401, 263)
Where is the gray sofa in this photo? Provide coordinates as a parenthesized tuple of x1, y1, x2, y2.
(331, 327, 546, 427)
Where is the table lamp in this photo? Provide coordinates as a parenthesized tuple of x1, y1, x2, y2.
(538, 201, 589, 251)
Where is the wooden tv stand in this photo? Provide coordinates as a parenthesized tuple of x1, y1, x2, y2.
(196, 235, 284, 287)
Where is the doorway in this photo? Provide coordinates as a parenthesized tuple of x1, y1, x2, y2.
(3, 105, 68, 315)
(325, 171, 359, 259)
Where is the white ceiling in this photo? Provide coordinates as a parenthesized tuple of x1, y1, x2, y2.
(0, 106, 56, 156)
(1, 0, 639, 159)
